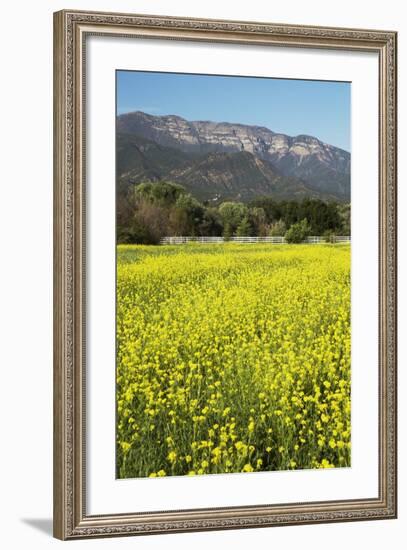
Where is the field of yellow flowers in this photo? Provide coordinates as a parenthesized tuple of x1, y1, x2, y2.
(116, 243, 350, 478)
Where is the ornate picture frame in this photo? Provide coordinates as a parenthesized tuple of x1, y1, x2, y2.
(53, 9, 397, 540)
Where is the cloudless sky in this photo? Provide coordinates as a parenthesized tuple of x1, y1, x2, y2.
(117, 70, 350, 151)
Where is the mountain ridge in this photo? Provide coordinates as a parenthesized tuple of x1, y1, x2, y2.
(117, 111, 351, 202)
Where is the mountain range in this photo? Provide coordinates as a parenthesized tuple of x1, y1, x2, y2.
(117, 111, 351, 203)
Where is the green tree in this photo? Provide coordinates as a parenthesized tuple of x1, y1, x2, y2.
(223, 223, 233, 241)
(135, 181, 186, 206)
(285, 219, 312, 244)
(198, 207, 223, 236)
(171, 194, 204, 235)
(236, 217, 252, 237)
(249, 197, 281, 224)
(218, 202, 248, 233)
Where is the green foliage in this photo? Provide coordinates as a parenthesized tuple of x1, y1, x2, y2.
(223, 223, 233, 241)
(236, 217, 252, 237)
(169, 194, 205, 236)
(116, 181, 351, 244)
(218, 202, 248, 232)
(175, 194, 204, 224)
(285, 219, 312, 244)
(117, 221, 160, 245)
(135, 181, 186, 206)
(250, 197, 344, 234)
(199, 208, 223, 236)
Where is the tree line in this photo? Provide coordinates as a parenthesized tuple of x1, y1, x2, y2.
(117, 181, 350, 245)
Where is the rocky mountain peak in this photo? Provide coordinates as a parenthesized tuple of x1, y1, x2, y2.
(117, 111, 350, 202)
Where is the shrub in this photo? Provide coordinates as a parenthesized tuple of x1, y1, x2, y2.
(285, 219, 312, 244)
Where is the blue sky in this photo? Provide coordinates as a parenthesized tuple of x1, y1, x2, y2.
(117, 70, 350, 151)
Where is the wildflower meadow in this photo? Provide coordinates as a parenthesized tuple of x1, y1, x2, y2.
(116, 243, 350, 478)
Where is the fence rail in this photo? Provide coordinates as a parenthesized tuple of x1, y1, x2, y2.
(160, 236, 351, 245)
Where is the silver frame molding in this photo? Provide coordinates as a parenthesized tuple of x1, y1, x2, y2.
(53, 9, 397, 540)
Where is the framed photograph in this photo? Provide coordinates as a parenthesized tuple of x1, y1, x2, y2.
(53, 9, 397, 540)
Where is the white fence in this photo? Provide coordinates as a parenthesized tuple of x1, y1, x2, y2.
(160, 236, 351, 245)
